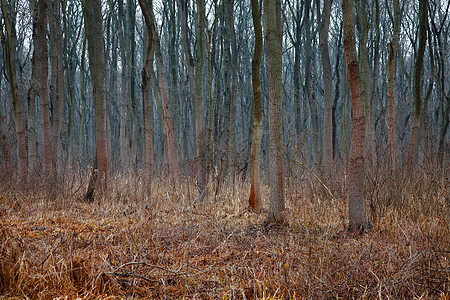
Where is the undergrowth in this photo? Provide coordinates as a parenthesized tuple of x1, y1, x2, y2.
(0, 163, 448, 299)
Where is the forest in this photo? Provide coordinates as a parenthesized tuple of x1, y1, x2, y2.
(0, 0, 448, 298)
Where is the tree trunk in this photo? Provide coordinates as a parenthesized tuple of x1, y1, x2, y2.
(342, 0, 369, 232)
(342, 63, 350, 169)
(83, 0, 109, 195)
(318, 0, 333, 180)
(62, 1, 78, 165)
(179, 0, 197, 169)
(225, 0, 237, 183)
(294, 0, 304, 185)
(333, 26, 342, 161)
(127, 0, 138, 170)
(36, 0, 53, 180)
(112, 0, 129, 171)
(154, 30, 179, 179)
(370, 0, 380, 161)
(304, 0, 319, 169)
(248, 0, 263, 212)
(138, 0, 154, 198)
(387, 0, 401, 164)
(0, 0, 26, 183)
(407, 0, 428, 166)
(355, 0, 374, 163)
(78, 35, 87, 163)
(264, 0, 285, 226)
(195, 0, 207, 192)
(27, 0, 39, 174)
(167, 0, 181, 161)
(50, 0, 65, 174)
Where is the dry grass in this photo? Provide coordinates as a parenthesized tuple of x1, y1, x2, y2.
(0, 164, 448, 299)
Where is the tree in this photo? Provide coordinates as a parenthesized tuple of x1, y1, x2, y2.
(127, 0, 138, 169)
(248, 0, 263, 212)
(50, 0, 65, 174)
(293, 0, 304, 168)
(264, 0, 285, 225)
(195, 0, 207, 192)
(355, 0, 374, 162)
(0, 0, 26, 183)
(304, 0, 319, 169)
(27, 0, 39, 174)
(407, 0, 428, 166)
(138, 0, 154, 198)
(387, 0, 401, 164)
(118, 0, 129, 170)
(37, 0, 52, 180)
(318, 0, 333, 180)
(225, 0, 237, 182)
(178, 0, 206, 190)
(152, 13, 179, 179)
(342, 0, 369, 232)
(83, 0, 109, 199)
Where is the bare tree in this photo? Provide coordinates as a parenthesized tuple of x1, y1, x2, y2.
(27, 0, 39, 174)
(264, 0, 285, 225)
(387, 0, 401, 164)
(304, 0, 319, 169)
(139, 0, 154, 198)
(153, 16, 179, 179)
(407, 0, 428, 166)
(83, 0, 109, 199)
(342, 0, 369, 232)
(195, 0, 207, 192)
(37, 0, 52, 179)
(50, 0, 65, 174)
(225, 0, 237, 183)
(248, 0, 263, 212)
(318, 0, 333, 180)
(0, 0, 27, 183)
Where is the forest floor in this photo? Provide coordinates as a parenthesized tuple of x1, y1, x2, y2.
(0, 165, 449, 299)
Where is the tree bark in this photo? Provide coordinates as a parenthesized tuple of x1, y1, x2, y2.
(407, 0, 428, 166)
(167, 0, 181, 161)
(0, 0, 27, 183)
(355, 0, 374, 162)
(264, 0, 285, 226)
(195, 0, 207, 192)
(342, 0, 369, 232)
(249, 0, 263, 212)
(50, 0, 65, 174)
(27, 0, 39, 174)
(108, 0, 129, 171)
(318, 0, 333, 180)
(293, 0, 304, 181)
(138, 0, 154, 198)
(154, 27, 179, 179)
(83, 0, 109, 196)
(333, 26, 342, 161)
(305, 0, 319, 169)
(179, 0, 197, 170)
(78, 35, 87, 163)
(36, 0, 53, 180)
(127, 0, 138, 170)
(225, 0, 237, 183)
(387, 0, 401, 164)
